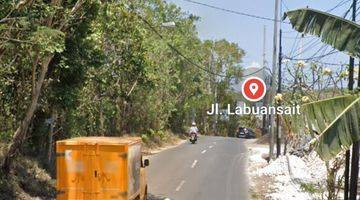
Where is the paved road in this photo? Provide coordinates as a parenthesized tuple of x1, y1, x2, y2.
(147, 136, 249, 200)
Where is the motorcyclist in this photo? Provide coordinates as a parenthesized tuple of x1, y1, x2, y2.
(188, 122, 199, 136)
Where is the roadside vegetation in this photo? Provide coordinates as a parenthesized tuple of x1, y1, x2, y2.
(249, 58, 358, 200)
(249, 7, 360, 200)
(0, 1, 245, 198)
(2, 1, 359, 200)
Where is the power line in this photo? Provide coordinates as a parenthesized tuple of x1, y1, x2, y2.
(244, 67, 269, 77)
(314, 45, 330, 60)
(284, 58, 348, 66)
(285, 50, 339, 61)
(137, 14, 226, 77)
(342, 0, 358, 18)
(356, 3, 360, 16)
(281, 0, 290, 11)
(135, 12, 258, 78)
(289, 33, 300, 57)
(314, 60, 356, 66)
(286, 0, 354, 67)
(290, 38, 322, 58)
(327, 0, 351, 12)
(181, 0, 289, 24)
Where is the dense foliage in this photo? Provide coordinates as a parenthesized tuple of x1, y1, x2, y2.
(0, 0, 244, 171)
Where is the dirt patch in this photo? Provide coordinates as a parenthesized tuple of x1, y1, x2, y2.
(247, 142, 271, 200)
(250, 175, 273, 200)
(255, 133, 270, 145)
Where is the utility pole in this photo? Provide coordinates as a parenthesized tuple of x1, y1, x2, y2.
(276, 27, 282, 157)
(262, 25, 268, 136)
(349, 0, 358, 198)
(211, 50, 218, 134)
(263, 25, 267, 71)
(269, 0, 279, 160)
(275, 0, 284, 158)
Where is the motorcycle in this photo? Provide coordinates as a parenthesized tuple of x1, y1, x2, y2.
(189, 132, 197, 144)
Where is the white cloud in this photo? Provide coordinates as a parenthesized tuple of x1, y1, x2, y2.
(246, 61, 261, 69)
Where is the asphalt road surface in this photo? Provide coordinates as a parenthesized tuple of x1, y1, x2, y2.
(147, 136, 249, 200)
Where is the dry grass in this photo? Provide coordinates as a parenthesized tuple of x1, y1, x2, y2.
(0, 144, 56, 200)
(142, 132, 184, 155)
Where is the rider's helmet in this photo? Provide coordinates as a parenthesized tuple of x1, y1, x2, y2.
(191, 122, 196, 126)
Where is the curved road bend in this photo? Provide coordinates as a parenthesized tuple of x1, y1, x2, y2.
(147, 136, 249, 200)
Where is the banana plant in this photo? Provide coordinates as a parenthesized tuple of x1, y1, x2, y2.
(284, 8, 360, 161)
(299, 95, 360, 161)
(284, 8, 360, 59)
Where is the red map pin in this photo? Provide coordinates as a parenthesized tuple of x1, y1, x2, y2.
(241, 77, 266, 102)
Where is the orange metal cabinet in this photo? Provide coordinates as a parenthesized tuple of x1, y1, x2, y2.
(56, 137, 145, 200)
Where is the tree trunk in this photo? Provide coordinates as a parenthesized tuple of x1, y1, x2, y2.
(202, 111, 207, 134)
(47, 109, 57, 167)
(99, 100, 105, 136)
(326, 162, 336, 200)
(283, 136, 288, 155)
(1, 56, 53, 173)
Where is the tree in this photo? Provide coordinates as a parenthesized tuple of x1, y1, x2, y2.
(1, 0, 99, 173)
(0, 0, 245, 176)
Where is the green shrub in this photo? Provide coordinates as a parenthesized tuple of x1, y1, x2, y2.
(141, 134, 149, 144)
(300, 182, 321, 194)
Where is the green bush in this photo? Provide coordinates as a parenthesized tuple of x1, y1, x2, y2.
(141, 134, 149, 144)
(300, 182, 322, 194)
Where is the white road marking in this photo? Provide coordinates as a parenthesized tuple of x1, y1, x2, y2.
(201, 150, 207, 154)
(209, 145, 213, 149)
(191, 160, 198, 168)
(175, 180, 186, 192)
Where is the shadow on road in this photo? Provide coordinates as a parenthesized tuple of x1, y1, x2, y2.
(148, 193, 171, 200)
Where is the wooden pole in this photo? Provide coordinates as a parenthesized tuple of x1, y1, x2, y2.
(349, 1, 358, 199)
(269, 0, 280, 160)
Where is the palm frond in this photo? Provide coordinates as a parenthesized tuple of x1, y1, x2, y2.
(284, 8, 360, 59)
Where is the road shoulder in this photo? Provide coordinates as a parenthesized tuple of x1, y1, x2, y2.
(143, 138, 186, 156)
(247, 138, 330, 200)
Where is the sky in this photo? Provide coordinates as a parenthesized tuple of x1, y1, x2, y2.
(165, 0, 355, 69)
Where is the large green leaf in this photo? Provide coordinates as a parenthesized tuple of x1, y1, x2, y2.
(301, 95, 360, 160)
(284, 8, 360, 59)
